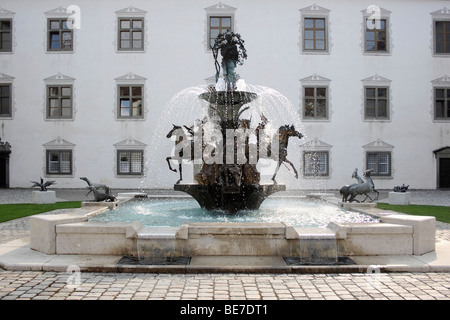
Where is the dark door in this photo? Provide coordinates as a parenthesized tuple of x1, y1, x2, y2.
(439, 158, 450, 189)
(0, 155, 7, 188)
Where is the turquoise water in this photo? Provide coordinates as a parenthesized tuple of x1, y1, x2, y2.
(89, 197, 379, 228)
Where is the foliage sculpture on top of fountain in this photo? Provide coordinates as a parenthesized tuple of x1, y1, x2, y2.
(211, 31, 247, 90)
(166, 32, 303, 212)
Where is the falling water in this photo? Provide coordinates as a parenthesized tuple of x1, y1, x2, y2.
(146, 81, 306, 188)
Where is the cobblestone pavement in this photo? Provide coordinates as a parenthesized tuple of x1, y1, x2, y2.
(1, 189, 449, 301)
(0, 270, 449, 301)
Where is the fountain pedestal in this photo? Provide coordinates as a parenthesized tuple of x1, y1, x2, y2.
(174, 183, 285, 212)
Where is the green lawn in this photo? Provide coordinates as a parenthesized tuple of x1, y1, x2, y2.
(0, 201, 82, 223)
(377, 203, 450, 224)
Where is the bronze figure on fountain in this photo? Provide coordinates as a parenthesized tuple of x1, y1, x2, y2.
(166, 32, 303, 212)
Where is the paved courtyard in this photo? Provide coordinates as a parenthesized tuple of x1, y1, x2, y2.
(0, 188, 449, 301)
(0, 270, 449, 301)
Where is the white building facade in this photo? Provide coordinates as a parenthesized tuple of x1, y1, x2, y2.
(0, 0, 449, 191)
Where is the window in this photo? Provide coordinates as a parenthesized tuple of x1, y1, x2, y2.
(46, 150, 72, 175)
(361, 6, 391, 55)
(434, 87, 450, 119)
(303, 87, 327, 119)
(47, 19, 73, 51)
(209, 16, 232, 48)
(435, 21, 450, 54)
(365, 19, 387, 52)
(300, 4, 330, 54)
(304, 151, 329, 176)
(0, 19, 12, 52)
(117, 150, 143, 175)
(205, 3, 236, 50)
(47, 85, 72, 119)
(0, 84, 11, 117)
(364, 87, 389, 119)
(303, 18, 326, 51)
(300, 74, 331, 121)
(118, 18, 144, 51)
(366, 152, 391, 176)
(118, 85, 143, 118)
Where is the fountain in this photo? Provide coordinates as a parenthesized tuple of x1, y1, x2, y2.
(167, 31, 302, 212)
(27, 32, 437, 268)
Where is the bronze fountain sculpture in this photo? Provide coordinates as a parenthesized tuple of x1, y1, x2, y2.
(166, 32, 303, 212)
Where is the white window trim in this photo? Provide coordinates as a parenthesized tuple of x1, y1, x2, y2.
(204, 2, 236, 52)
(300, 138, 332, 179)
(300, 74, 331, 122)
(42, 137, 76, 178)
(44, 6, 77, 54)
(361, 6, 392, 56)
(363, 139, 394, 179)
(114, 73, 147, 121)
(113, 138, 147, 177)
(431, 75, 450, 122)
(0, 7, 15, 54)
(115, 6, 147, 53)
(361, 74, 393, 122)
(0, 73, 15, 119)
(43, 73, 76, 121)
(431, 7, 450, 57)
(299, 4, 331, 55)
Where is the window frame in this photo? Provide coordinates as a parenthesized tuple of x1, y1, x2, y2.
(117, 17, 145, 52)
(434, 87, 450, 120)
(0, 83, 12, 117)
(0, 19, 12, 52)
(117, 149, 144, 176)
(366, 151, 391, 177)
(46, 85, 73, 119)
(364, 18, 388, 53)
(47, 18, 73, 52)
(303, 151, 329, 177)
(434, 19, 450, 55)
(303, 17, 327, 52)
(364, 86, 389, 120)
(303, 86, 328, 119)
(117, 84, 144, 119)
(46, 149, 73, 175)
(208, 15, 233, 49)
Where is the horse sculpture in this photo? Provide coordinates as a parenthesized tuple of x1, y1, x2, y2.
(256, 121, 303, 184)
(166, 124, 194, 184)
(346, 169, 379, 203)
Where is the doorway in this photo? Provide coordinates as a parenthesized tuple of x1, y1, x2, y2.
(434, 147, 450, 189)
(0, 139, 11, 188)
(438, 158, 450, 189)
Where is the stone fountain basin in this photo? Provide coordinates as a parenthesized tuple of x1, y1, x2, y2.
(29, 193, 436, 258)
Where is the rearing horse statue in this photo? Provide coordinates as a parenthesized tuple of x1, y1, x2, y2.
(256, 121, 303, 184)
(166, 124, 194, 184)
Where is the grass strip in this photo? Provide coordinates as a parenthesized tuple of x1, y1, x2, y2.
(377, 202, 450, 224)
(0, 201, 81, 223)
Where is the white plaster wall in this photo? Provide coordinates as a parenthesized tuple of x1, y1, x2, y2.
(1, 0, 449, 190)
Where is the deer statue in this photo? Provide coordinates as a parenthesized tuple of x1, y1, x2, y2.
(346, 169, 379, 203)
